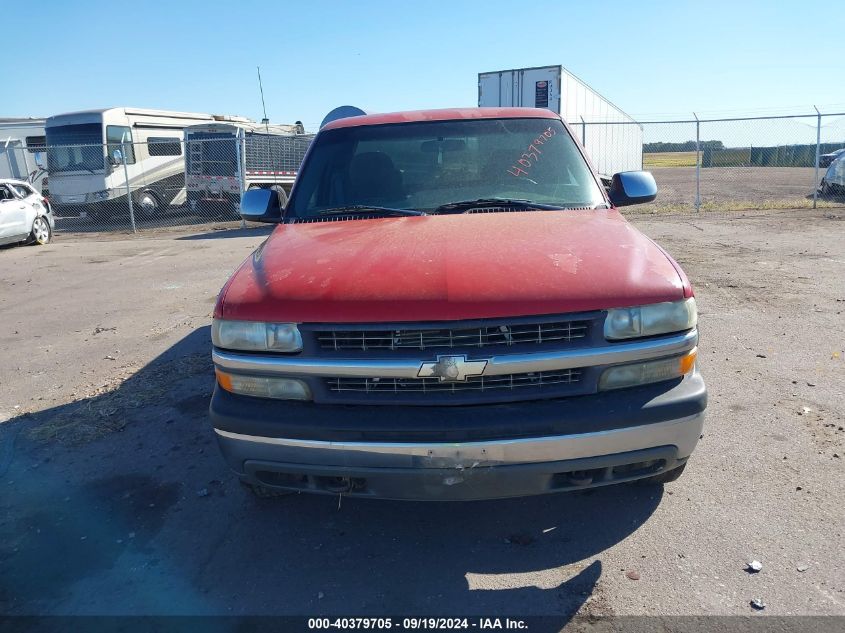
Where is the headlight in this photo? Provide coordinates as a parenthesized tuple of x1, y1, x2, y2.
(599, 348, 697, 391)
(604, 298, 697, 340)
(212, 319, 303, 352)
(90, 190, 109, 201)
(216, 369, 311, 400)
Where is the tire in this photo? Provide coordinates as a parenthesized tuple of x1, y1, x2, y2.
(28, 215, 52, 245)
(241, 480, 295, 499)
(136, 191, 161, 218)
(222, 198, 242, 220)
(637, 462, 687, 485)
(269, 185, 288, 208)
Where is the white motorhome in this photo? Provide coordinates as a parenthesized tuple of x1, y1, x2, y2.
(44, 107, 232, 218)
(184, 120, 313, 213)
(0, 118, 48, 194)
(478, 65, 643, 176)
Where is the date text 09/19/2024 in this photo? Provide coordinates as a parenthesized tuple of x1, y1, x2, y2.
(307, 617, 528, 630)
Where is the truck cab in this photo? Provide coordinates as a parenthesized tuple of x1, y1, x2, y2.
(209, 107, 706, 501)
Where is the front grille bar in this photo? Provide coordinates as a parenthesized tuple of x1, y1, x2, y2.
(212, 330, 698, 379)
(326, 369, 582, 395)
(317, 321, 589, 351)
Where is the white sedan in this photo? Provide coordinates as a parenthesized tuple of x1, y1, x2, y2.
(0, 179, 54, 247)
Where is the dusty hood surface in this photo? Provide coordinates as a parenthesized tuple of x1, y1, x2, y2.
(217, 210, 688, 323)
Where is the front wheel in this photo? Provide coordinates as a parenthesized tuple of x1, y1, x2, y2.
(136, 191, 161, 218)
(28, 216, 52, 245)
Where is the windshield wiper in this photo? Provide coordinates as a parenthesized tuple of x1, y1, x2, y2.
(314, 205, 426, 218)
(432, 198, 568, 213)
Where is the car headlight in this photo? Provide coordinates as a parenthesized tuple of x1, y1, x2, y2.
(211, 319, 303, 352)
(215, 369, 311, 400)
(604, 298, 697, 340)
(599, 348, 697, 391)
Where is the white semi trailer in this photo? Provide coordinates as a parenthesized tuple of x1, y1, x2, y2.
(478, 65, 642, 176)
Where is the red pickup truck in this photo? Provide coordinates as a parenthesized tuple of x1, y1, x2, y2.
(210, 107, 705, 500)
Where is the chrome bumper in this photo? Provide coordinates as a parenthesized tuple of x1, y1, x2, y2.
(216, 412, 703, 470)
(215, 411, 704, 499)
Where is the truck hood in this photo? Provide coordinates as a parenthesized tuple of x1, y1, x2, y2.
(217, 210, 690, 323)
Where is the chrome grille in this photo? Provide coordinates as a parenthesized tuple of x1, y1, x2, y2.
(316, 321, 589, 351)
(325, 369, 582, 394)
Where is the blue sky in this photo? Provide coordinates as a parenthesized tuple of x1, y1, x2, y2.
(3, 0, 844, 131)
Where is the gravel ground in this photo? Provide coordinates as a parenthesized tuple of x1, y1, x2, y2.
(642, 166, 845, 211)
(0, 211, 843, 621)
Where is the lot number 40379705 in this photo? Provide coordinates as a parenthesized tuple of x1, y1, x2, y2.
(507, 126, 557, 177)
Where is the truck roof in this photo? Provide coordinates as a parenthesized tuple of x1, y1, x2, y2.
(321, 107, 558, 131)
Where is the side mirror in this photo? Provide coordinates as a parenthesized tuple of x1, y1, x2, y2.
(240, 188, 283, 223)
(608, 171, 657, 207)
(111, 149, 123, 166)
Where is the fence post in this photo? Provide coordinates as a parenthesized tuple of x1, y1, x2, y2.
(694, 113, 701, 212)
(238, 134, 246, 229)
(580, 116, 586, 147)
(121, 136, 136, 233)
(813, 106, 821, 210)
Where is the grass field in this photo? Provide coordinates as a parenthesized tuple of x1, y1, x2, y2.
(643, 151, 698, 168)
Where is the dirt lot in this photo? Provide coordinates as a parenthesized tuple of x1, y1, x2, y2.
(643, 166, 842, 212)
(1, 211, 843, 622)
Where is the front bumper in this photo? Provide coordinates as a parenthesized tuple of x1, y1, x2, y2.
(210, 371, 707, 500)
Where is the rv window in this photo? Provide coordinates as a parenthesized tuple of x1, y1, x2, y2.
(25, 136, 47, 153)
(106, 126, 136, 164)
(148, 137, 182, 157)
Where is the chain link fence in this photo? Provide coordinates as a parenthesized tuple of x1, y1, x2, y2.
(0, 134, 314, 233)
(3, 113, 844, 235)
(580, 112, 845, 214)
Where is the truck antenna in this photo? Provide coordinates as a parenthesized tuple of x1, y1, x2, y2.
(256, 66, 277, 184)
(257, 66, 269, 127)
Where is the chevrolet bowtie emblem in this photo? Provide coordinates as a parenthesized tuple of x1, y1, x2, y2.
(417, 355, 489, 382)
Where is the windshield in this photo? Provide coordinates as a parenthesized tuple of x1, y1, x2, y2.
(287, 118, 604, 218)
(46, 123, 105, 173)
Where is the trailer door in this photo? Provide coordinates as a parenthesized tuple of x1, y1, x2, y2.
(517, 67, 561, 113)
(478, 71, 515, 107)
